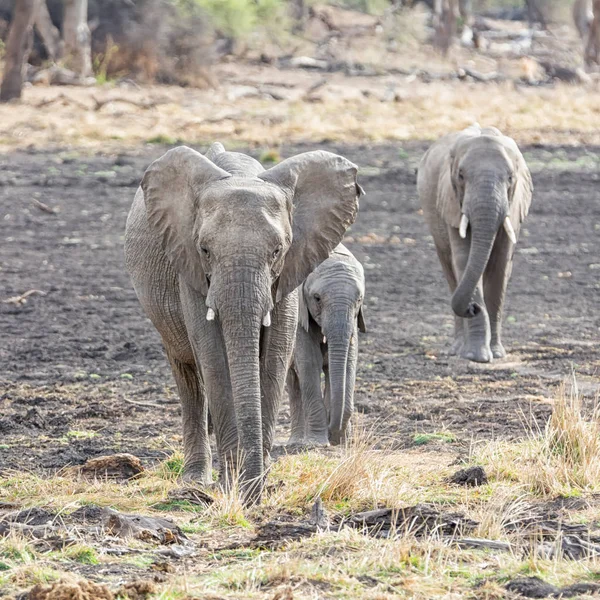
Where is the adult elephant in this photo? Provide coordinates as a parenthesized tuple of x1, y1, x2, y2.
(125, 143, 361, 503)
(417, 124, 532, 363)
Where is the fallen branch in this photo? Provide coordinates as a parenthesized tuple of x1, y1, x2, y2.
(122, 397, 166, 409)
(2, 290, 46, 305)
(457, 67, 504, 82)
(91, 95, 168, 111)
(32, 198, 58, 215)
(34, 93, 90, 110)
(454, 538, 512, 551)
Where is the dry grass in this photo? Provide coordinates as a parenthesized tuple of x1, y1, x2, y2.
(3, 381, 600, 598)
(476, 379, 600, 497)
(2, 71, 600, 152)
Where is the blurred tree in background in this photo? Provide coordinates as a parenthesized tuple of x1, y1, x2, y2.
(0, 0, 589, 98)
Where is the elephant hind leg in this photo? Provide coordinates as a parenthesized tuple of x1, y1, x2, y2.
(165, 349, 213, 485)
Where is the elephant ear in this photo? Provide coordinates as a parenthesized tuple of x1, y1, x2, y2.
(437, 152, 461, 229)
(502, 137, 533, 229)
(259, 151, 362, 301)
(357, 306, 367, 333)
(142, 146, 230, 294)
(297, 284, 310, 332)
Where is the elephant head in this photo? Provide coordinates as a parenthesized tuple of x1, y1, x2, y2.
(298, 245, 366, 444)
(437, 126, 533, 320)
(141, 145, 361, 502)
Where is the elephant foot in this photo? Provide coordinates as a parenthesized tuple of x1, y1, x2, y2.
(287, 434, 307, 446)
(460, 343, 493, 363)
(304, 433, 330, 447)
(450, 337, 463, 356)
(491, 342, 506, 359)
(182, 464, 214, 487)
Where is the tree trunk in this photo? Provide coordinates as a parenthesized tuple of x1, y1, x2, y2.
(35, 0, 62, 61)
(290, 0, 307, 33)
(433, 0, 457, 55)
(525, 0, 547, 30)
(0, 0, 38, 103)
(63, 0, 92, 77)
(585, 0, 600, 66)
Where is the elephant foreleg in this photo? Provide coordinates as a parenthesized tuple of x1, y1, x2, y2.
(295, 328, 328, 446)
(260, 291, 298, 461)
(451, 230, 492, 363)
(286, 367, 306, 444)
(484, 231, 514, 359)
(165, 349, 213, 485)
(178, 283, 238, 489)
(435, 229, 463, 354)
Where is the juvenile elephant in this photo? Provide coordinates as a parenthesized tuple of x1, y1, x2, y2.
(417, 124, 533, 363)
(286, 244, 366, 446)
(124, 143, 361, 502)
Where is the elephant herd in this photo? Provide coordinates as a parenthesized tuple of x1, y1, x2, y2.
(124, 124, 533, 503)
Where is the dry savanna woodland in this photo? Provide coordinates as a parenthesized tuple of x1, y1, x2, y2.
(0, 0, 599, 599)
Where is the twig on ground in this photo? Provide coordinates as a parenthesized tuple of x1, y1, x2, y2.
(92, 95, 168, 111)
(2, 290, 47, 305)
(32, 198, 58, 215)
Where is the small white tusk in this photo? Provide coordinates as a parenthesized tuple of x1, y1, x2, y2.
(459, 214, 469, 239)
(323, 336, 327, 344)
(504, 216, 517, 244)
(262, 311, 271, 327)
(206, 308, 215, 321)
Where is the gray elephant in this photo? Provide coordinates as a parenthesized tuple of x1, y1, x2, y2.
(124, 143, 361, 502)
(286, 244, 366, 446)
(417, 124, 533, 363)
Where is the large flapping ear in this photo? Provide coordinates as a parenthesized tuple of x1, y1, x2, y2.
(259, 151, 361, 301)
(500, 137, 534, 230)
(297, 284, 310, 332)
(142, 146, 230, 294)
(437, 151, 461, 229)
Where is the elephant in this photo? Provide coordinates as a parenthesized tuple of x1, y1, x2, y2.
(417, 124, 533, 363)
(286, 244, 366, 446)
(124, 143, 362, 503)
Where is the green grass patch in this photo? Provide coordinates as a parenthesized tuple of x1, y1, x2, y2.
(413, 432, 457, 446)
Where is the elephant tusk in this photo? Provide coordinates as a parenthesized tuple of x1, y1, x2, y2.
(262, 311, 271, 327)
(459, 214, 469, 239)
(504, 216, 517, 244)
(323, 336, 327, 344)
(206, 308, 215, 321)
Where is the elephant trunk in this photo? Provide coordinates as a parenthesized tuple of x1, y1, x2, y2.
(214, 264, 271, 505)
(324, 309, 353, 446)
(451, 181, 507, 319)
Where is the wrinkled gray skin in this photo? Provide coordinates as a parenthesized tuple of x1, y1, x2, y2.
(124, 143, 361, 503)
(417, 125, 533, 363)
(286, 244, 366, 446)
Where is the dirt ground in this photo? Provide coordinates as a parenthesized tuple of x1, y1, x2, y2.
(1, 141, 599, 474)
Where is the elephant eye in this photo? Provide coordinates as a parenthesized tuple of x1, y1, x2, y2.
(458, 170, 464, 182)
(200, 246, 210, 259)
(507, 174, 513, 185)
(314, 293, 321, 303)
(272, 244, 282, 260)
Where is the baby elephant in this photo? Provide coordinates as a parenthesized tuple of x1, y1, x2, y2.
(417, 124, 533, 363)
(286, 244, 366, 446)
